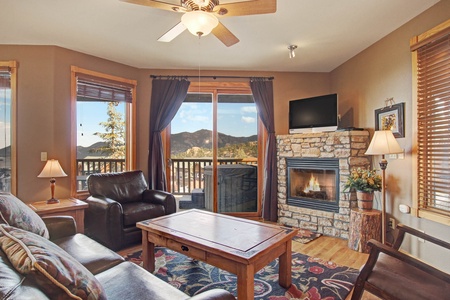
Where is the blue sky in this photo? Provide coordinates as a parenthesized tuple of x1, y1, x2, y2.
(76, 101, 258, 147)
(0, 90, 11, 149)
(171, 102, 258, 137)
(77, 101, 126, 147)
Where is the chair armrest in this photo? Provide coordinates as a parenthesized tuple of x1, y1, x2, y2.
(142, 189, 176, 215)
(42, 216, 77, 240)
(367, 239, 450, 284)
(189, 289, 235, 300)
(83, 195, 124, 250)
(393, 223, 450, 250)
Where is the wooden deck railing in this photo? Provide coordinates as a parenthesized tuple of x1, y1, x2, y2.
(169, 158, 257, 195)
(76, 158, 126, 191)
(77, 157, 256, 195)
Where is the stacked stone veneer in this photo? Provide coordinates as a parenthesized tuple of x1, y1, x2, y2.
(277, 131, 370, 239)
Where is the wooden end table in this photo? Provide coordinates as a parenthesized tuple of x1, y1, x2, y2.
(29, 198, 88, 233)
(137, 209, 298, 299)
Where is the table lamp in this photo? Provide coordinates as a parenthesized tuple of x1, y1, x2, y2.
(38, 159, 68, 204)
(365, 130, 403, 244)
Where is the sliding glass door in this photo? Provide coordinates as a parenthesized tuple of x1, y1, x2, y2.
(168, 82, 262, 215)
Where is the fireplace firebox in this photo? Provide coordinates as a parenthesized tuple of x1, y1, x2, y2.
(287, 158, 340, 212)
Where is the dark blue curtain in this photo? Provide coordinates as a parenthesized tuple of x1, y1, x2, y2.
(250, 78, 277, 222)
(148, 77, 190, 190)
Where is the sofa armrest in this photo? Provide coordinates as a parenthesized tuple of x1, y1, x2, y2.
(42, 216, 77, 240)
(189, 289, 235, 300)
(142, 189, 176, 215)
(83, 195, 124, 250)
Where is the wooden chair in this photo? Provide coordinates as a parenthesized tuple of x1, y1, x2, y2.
(351, 223, 450, 300)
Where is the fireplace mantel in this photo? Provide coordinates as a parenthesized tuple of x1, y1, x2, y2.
(277, 130, 370, 239)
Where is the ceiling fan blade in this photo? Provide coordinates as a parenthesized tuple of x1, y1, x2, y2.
(158, 22, 187, 42)
(212, 22, 239, 47)
(216, 0, 276, 17)
(120, 0, 185, 13)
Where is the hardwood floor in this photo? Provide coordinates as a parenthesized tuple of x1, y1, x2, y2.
(118, 233, 379, 299)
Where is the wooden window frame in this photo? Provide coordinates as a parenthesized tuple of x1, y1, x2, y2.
(0, 61, 17, 195)
(411, 19, 450, 226)
(70, 66, 136, 199)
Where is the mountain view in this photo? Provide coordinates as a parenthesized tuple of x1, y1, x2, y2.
(171, 129, 257, 158)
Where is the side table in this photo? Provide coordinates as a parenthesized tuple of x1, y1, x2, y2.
(348, 208, 381, 253)
(29, 198, 88, 233)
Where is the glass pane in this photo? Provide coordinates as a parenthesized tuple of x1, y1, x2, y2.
(0, 73, 11, 192)
(170, 93, 213, 211)
(216, 94, 258, 213)
(76, 101, 126, 191)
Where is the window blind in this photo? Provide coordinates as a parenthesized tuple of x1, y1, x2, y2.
(76, 76, 133, 103)
(0, 69, 11, 89)
(416, 33, 450, 216)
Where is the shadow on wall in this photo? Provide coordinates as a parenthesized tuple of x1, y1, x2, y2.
(339, 107, 354, 128)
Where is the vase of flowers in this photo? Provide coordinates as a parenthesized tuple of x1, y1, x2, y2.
(344, 167, 382, 210)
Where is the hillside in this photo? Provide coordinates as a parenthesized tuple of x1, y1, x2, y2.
(171, 129, 257, 155)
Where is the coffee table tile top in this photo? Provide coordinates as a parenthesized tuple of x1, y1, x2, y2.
(139, 209, 288, 252)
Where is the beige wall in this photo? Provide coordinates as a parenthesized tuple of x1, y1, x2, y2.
(0, 46, 330, 202)
(331, 0, 450, 270)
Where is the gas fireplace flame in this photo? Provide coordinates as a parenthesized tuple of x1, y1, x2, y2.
(304, 174, 321, 193)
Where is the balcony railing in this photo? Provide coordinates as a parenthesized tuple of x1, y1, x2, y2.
(169, 158, 257, 195)
(76, 157, 256, 195)
(76, 158, 126, 191)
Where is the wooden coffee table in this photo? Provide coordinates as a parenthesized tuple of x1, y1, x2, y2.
(137, 209, 298, 299)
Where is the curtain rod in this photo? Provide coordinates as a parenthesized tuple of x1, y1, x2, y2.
(150, 75, 274, 80)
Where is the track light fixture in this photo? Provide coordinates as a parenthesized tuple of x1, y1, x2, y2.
(288, 45, 297, 59)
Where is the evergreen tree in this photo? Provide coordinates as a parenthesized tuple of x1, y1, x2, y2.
(90, 102, 125, 158)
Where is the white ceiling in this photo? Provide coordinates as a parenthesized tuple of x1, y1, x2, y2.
(1, 0, 439, 72)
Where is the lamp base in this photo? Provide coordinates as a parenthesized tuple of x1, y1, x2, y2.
(46, 198, 60, 204)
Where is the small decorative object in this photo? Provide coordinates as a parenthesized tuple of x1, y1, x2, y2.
(344, 167, 382, 210)
(374, 99, 405, 138)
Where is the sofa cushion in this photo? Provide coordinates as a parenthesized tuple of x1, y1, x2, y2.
(0, 193, 49, 239)
(0, 224, 106, 300)
(0, 249, 49, 299)
(122, 202, 165, 227)
(95, 261, 189, 300)
(53, 233, 124, 275)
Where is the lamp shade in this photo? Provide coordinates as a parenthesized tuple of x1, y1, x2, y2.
(181, 11, 219, 37)
(37, 159, 67, 178)
(365, 130, 403, 155)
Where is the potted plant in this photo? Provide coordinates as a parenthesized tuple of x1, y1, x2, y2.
(344, 167, 382, 209)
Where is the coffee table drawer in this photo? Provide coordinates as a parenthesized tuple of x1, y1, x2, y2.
(167, 240, 206, 261)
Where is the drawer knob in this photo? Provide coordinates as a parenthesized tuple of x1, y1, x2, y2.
(181, 245, 189, 252)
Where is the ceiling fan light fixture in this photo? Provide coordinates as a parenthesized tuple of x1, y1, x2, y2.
(181, 10, 219, 37)
(288, 45, 298, 59)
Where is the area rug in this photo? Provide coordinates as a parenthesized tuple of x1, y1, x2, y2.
(292, 228, 322, 244)
(124, 247, 358, 299)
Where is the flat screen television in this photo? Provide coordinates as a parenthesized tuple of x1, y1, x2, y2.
(289, 93, 338, 133)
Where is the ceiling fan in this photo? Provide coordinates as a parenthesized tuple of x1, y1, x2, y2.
(121, 0, 277, 47)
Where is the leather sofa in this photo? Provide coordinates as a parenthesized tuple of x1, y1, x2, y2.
(84, 170, 176, 250)
(0, 193, 235, 300)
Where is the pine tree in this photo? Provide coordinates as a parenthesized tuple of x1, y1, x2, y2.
(90, 102, 125, 158)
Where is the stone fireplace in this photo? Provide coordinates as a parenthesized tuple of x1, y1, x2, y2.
(277, 131, 370, 239)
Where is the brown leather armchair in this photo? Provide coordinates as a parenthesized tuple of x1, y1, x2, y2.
(84, 170, 176, 250)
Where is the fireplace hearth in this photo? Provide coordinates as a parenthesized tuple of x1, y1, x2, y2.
(277, 131, 370, 239)
(287, 158, 339, 213)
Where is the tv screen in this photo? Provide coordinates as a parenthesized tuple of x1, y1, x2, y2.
(289, 93, 338, 133)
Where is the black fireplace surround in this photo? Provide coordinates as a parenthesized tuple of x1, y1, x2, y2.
(286, 158, 340, 213)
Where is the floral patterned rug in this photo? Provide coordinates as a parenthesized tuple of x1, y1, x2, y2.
(124, 247, 358, 299)
(292, 228, 322, 244)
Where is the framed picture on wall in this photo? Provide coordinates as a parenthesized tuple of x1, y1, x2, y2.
(375, 102, 405, 138)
